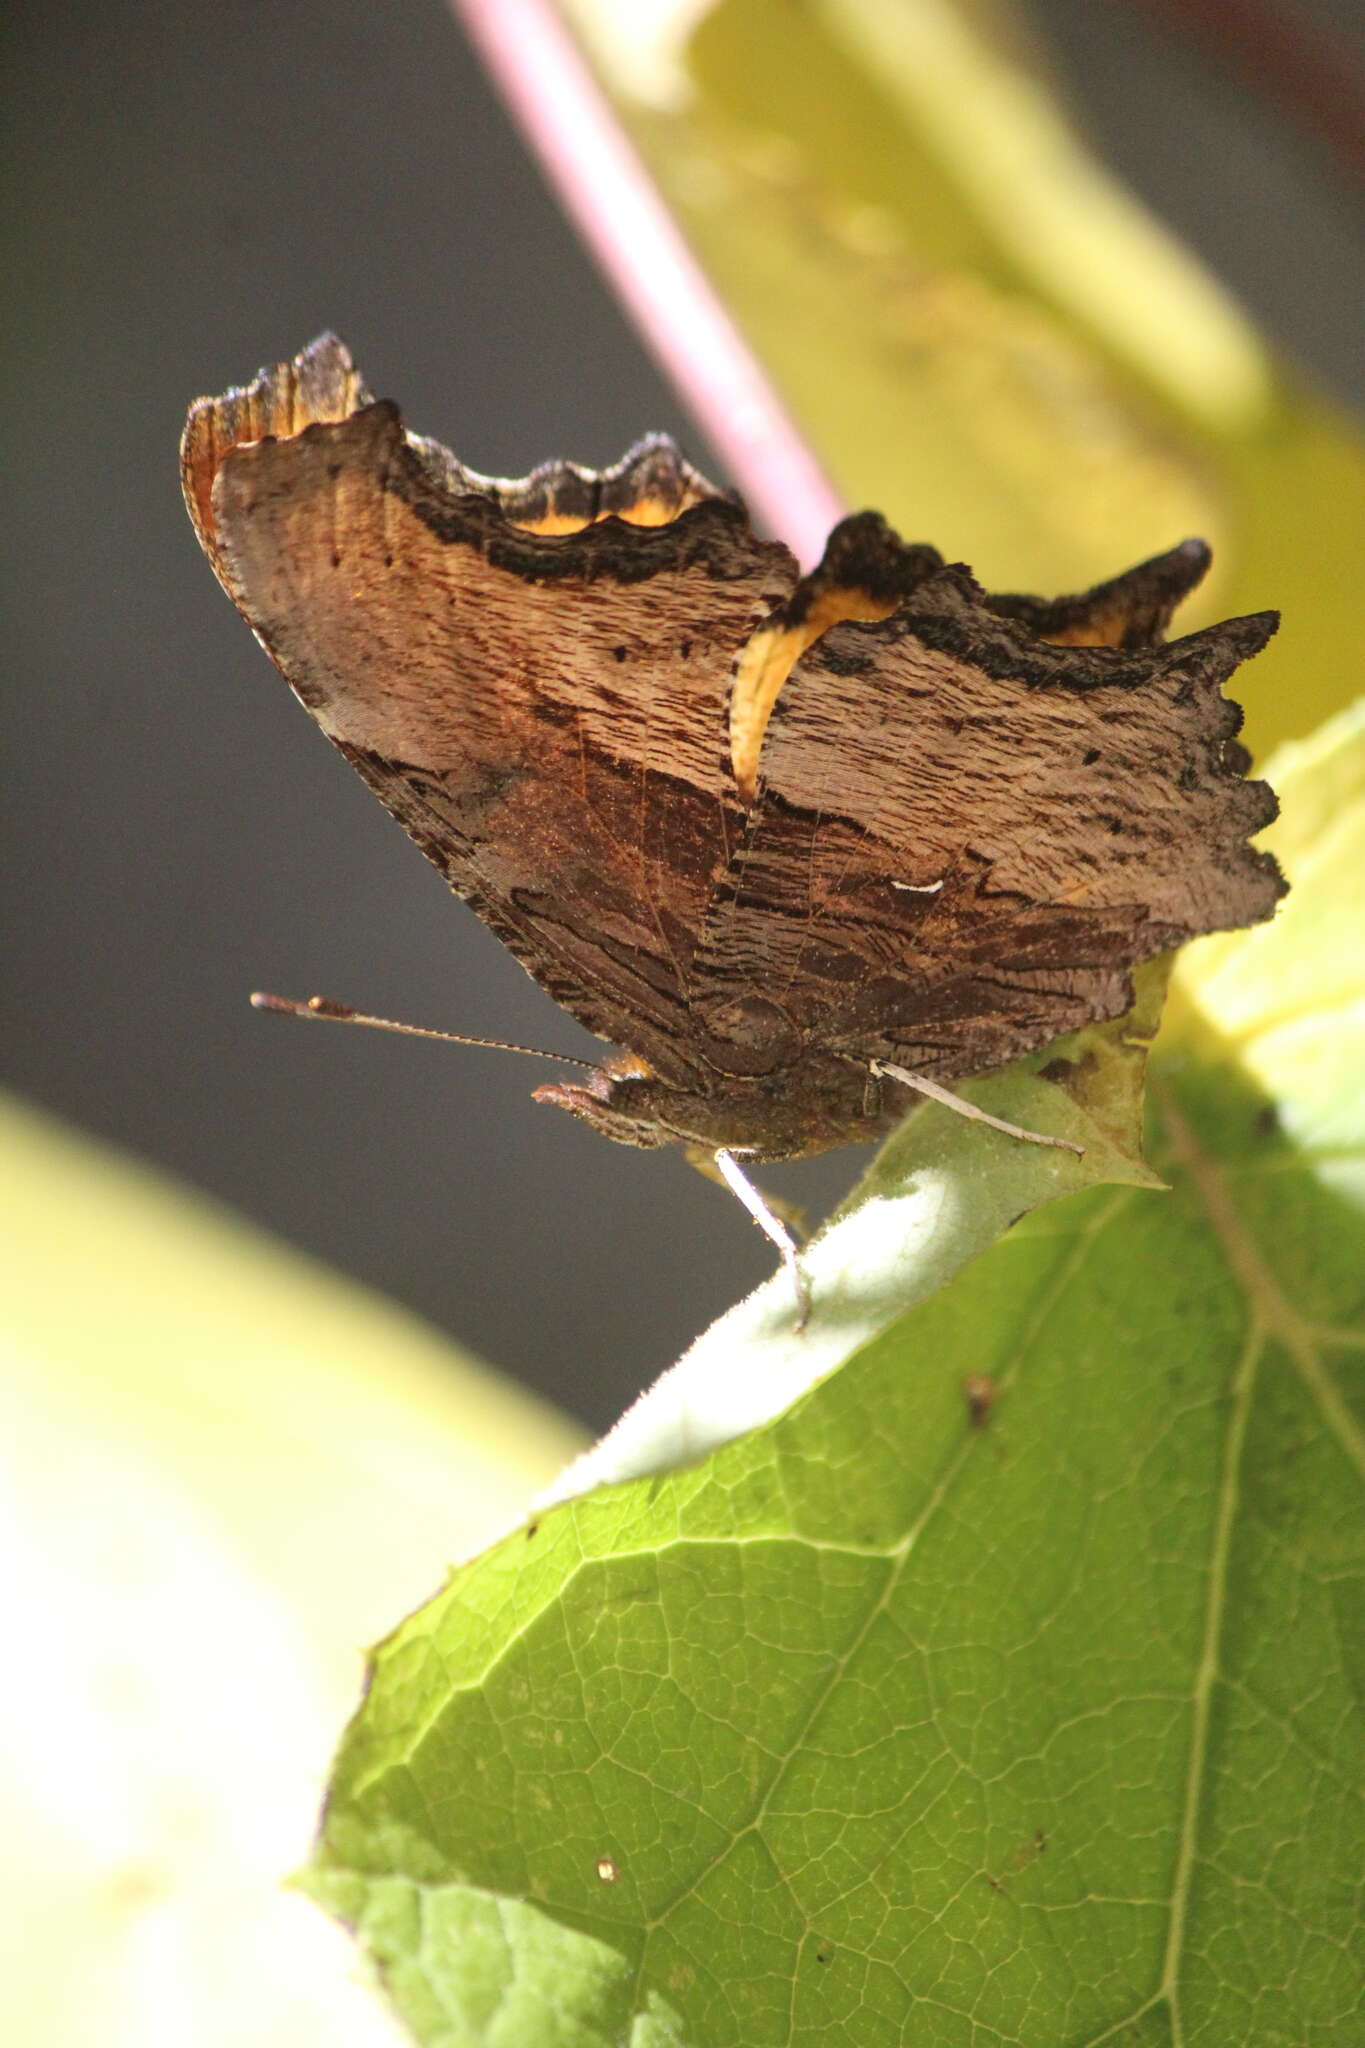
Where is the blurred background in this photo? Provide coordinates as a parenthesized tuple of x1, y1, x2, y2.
(5, 0, 1362, 1434)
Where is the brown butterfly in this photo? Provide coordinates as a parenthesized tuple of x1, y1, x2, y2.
(183, 336, 1282, 1280)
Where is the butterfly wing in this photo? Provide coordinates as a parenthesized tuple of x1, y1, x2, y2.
(184, 338, 798, 1086)
(186, 342, 1285, 1141)
(694, 557, 1283, 1082)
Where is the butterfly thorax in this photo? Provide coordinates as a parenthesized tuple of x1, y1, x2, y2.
(532, 1045, 902, 1161)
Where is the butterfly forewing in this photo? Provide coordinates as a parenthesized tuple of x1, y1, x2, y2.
(201, 377, 797, 1084)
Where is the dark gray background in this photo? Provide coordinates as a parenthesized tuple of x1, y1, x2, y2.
(4, 1, 1360, 1429)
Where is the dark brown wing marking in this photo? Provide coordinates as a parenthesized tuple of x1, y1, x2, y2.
(987, 537, 1214, 648)
(183, 338, 798, 1084)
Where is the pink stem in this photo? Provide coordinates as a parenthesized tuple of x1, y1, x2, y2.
(449, 0, 844, 564)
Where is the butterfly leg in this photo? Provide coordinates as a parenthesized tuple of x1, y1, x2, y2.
(684, 1146, 807, 1236)
(709, 1148, 811, 1331)
(871, 1060, 1085, 1158)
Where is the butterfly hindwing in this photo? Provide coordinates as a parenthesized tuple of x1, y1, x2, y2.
(693, 561, 1281, 1081)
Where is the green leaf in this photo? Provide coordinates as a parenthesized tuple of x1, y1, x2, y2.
(305, 704, 1364, 2040)
(538, 963, 1168, 1510)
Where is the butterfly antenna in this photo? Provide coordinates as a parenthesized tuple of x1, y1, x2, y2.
(250, 991, 598, 1069)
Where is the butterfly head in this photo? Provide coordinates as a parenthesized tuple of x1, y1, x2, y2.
(533, 1053, 679, 1151)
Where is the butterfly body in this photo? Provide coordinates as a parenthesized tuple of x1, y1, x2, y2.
(183, 336, 1283, 1162)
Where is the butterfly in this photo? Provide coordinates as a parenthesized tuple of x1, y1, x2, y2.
(183, 335, 1283, 1287)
